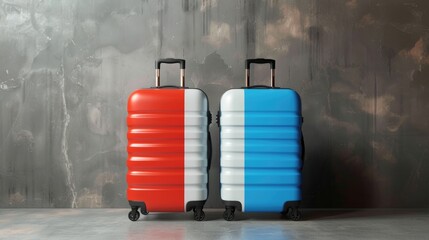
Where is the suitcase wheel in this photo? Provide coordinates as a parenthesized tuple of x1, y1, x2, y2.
(285, 207, 302, 221)
(223, 207, 235, 221)
(128, 208, 140, 222)
(141, 210, 149, 215)
(193, 207, 205, 221)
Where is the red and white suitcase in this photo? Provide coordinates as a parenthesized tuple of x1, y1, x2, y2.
(126, 59, 211, 221)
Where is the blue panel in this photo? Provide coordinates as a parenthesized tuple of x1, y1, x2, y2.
(244, 89, 302, 212)
(245, 153, 301, 169)
(245, 126, 300, 139)
(245, 89, 301, 112)
(245, 186, 300, 212)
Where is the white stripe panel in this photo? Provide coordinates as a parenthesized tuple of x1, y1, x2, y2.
(220, 89, 245, 209)
(184, 89, 208, 211)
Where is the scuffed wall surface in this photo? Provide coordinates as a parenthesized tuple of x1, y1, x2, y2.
(0, 0, 428, 208)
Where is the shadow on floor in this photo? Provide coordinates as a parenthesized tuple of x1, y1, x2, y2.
(301, 209, 428, 221)
(123, 208, 428, 222)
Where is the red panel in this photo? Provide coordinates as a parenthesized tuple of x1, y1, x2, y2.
(127, 155, 184, 169)
(127, 89, 185, 212)
(127, 127, 183, 140)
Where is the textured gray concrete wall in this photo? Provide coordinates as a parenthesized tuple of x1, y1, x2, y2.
(0, 0, 428, 208)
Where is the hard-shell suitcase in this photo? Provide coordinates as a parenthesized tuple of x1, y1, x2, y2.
(219, 59, 304, 221)
(127, 58, 211, 221)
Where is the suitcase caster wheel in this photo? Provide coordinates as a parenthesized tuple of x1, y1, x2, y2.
(141, 210, 148, 215)
(287, 208, 302, 221)
(193, 208, 205, 221)
(128, 210, 140, 222)
(223, 207, 235, 221)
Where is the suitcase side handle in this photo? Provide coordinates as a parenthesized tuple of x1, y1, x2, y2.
(207, 131, 212, 170)
(155, 58, 186, 87)
(245, 58, 276, 87)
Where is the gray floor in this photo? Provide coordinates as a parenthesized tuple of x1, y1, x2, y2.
(0, 209, 428, 240)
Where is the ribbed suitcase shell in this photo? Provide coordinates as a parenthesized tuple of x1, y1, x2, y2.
(220, 88, 302, 212)
(127, 88, 209, 212)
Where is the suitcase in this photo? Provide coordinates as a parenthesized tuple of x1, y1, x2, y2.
(127, 58, 211, 221)
(219, 58, 304, 221)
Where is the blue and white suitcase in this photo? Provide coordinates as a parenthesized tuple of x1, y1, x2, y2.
(219, 59, 304, 221)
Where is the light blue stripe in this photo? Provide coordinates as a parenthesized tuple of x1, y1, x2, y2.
(244, 89, 302, 212)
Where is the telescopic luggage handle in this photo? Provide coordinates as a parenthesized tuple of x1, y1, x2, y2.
(155, 58, 186, 87)
(245, 58, 276, 87)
